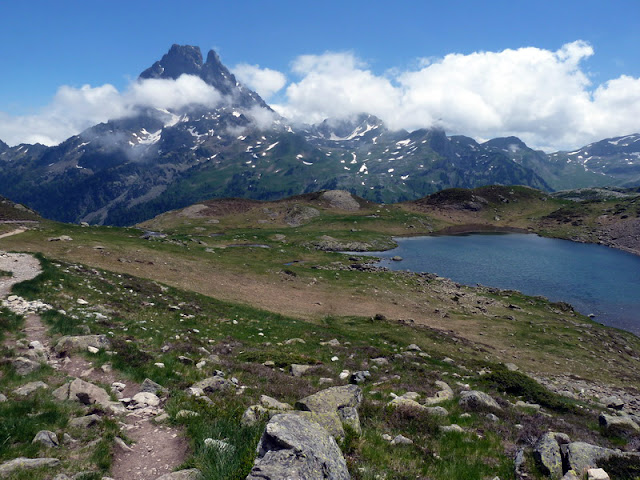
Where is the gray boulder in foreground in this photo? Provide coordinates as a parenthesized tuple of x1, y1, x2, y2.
(564, 442, 620, 473)
(0, 457, 60, 475)
(533, 432, 570, 477)
(246, 413, 350, 480)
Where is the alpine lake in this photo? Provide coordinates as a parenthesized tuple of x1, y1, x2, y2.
(360, 232, 640, 335)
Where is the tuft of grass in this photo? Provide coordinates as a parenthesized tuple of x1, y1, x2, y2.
(167, 393, 264, 480)
(482, 367, 578, 413)
(0, 308, 23, 343)
(40, 309, 86, 336)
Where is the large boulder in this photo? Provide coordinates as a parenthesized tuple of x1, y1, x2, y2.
(32, 430, 59, 448)
(13, 381, 48, 396)
(12, 357, 41, 376)
(0, 457, 60, 475)
(296, 385, 363, 437)
(246, 413, 350, 480)
(564, 442, 620, 474)
(599, 413, 640, 436)
(424, 381, 454, 405)
(296, 385, 362, 413)
(53, 378, 123, 413)
(533, 432, 570, 477)
(54, 335, 110, 354)
(459, 390, 502, 414)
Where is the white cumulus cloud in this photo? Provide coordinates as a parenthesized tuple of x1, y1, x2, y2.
(0, 75, 223, 146)
(1, 41, 639, 152)
(232, 63, 286, 99)
(274, 41, 640, 151)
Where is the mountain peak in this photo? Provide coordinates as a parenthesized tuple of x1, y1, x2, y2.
(139, 44, 269, 110)
(139, 44, 204, 80)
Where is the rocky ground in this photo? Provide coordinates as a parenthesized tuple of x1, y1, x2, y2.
(0, 251, 637, 479)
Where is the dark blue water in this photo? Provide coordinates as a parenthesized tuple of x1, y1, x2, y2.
(365, 233, 640, 335)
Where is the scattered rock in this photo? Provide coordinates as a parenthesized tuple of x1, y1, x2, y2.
(140, 378, 167, 395)
(154, 469, 202, 480)
(349, 370, 370, 384)
(114, 436, 133, 452)
(0, 457, 60, 475)
(14, 381, 48, 396)
(191, 375, 235, 393)
(424, 380, 454, 405)
(54, 335, 110, 354)
(599, 413, 640, 436)
(515, 400, 541, 411)
(391, 434, 413, 445)
(32, 430, 59, 448)
(284, 338, 306, 345)
(290, 364, 312, 377)
(391, 256, 403, 262)
(564, 442, 620, 473)
(459, 390, 502, 414)
(11, 356, 41, 376)
(132, 392, 160, 407)
(69, 414, 101, 428)
(0, 394, 6, 402)
(440, 424, 464, 433)
(587, 468, 610, 480)
(246, 413, 350, 480)
(260, 395, 293, 411)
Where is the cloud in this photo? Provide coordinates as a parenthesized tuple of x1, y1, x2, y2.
(232, 63, 286, 99)
(274, 41, 640, 151)
(2, 41, 640, 151)
(0, 75, 223, 146)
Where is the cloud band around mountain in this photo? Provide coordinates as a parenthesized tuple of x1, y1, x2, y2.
(1, 40, 639, 152)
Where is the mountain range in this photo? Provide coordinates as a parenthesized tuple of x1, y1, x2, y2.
(1, 44, 639, 226)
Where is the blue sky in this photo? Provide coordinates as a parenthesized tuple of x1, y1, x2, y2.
(1, 0, 639, 150)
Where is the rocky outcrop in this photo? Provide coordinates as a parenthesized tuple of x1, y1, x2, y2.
(32, 430, 59, 448)
(11, 356, 41, 376)
(599, 413, 640, 436)
(424, 381, 454, 405)
(53, 378, 123, 413)
(564, 442, 621, 474)
(459, 390, 502, 414)
(53, 335, 110, 354)
(0, 457, 60, 476)
(296, 384, 363, 437)
(245, 413, 350, 480)
(533, 432, 570, 477)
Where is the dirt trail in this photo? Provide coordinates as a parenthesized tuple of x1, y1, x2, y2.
(1, 252, 188, 480)
(0, 250, 42, 297)
(0, 228, 27, 239)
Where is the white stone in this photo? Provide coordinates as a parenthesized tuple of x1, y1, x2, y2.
(588, 468, 610, 480)
(87, 346, 99, 354)
(132, 392, 160, 407)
